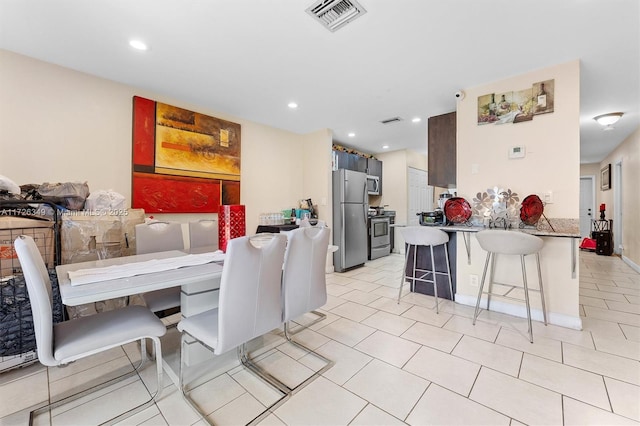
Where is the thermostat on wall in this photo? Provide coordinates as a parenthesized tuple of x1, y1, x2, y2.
(509, 145, 526, 159)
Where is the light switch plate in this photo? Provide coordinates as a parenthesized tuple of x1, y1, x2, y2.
(509, 145, 526, 159)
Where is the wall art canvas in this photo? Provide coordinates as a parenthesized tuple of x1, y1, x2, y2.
(132, 96, 241, 213)
(477, 79, 554, 125)
(532, 79, 554, 115)
(477, 93, 499, 125)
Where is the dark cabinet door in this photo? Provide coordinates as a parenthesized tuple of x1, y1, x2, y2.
(367, 158, 383, 194)
(356, 156, 368, 173)
(335, 150, 351, 170)
(428, 111, 456, 187)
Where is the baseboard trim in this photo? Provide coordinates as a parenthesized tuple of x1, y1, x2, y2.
(622, 255, 640, 273)
(454, 293, 583, 330)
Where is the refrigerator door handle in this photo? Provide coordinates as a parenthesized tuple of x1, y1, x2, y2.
(363, 183, 368, 225)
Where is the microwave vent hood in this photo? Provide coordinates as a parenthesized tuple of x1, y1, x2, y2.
(306, 0, 367, 32)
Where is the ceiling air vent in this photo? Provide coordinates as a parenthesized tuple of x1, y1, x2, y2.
(380, 117, 403, 124)
(306, 0, 367, 32)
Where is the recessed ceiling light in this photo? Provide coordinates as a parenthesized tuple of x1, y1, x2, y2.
(129, 40, 148, 51)
(348, 132, 355, 137)
(382, 145, 389, 149)
(412, 117, 422, 123)
(287, 102, 298, 109)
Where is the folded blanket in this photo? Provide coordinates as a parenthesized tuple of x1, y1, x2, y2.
(68, 251, 225, 286)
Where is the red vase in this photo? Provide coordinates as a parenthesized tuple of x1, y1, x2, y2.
(218, 205, 246, 252)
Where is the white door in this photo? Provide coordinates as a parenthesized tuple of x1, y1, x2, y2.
(579, 176, 595, 238)
(408, 167, 432, 226)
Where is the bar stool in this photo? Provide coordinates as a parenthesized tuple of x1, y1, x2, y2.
(397, 226, 453, 313)
(473, 230, 547, 343)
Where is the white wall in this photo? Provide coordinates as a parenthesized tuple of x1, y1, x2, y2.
(0, 49, 332, 238)
(455, 60, 581, 326)
(598, 127, 640, 269)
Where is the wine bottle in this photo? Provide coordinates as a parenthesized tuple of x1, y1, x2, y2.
(489, 94, 496, 116)
(537, 83, 547, 109)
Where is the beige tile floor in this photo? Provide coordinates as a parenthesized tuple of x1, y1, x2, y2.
(1, 251, 639, 425)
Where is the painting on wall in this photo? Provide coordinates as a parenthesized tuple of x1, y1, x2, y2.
(601, 164, 611, 191)
(132, 96, 241, 213)
(477, 79, 554, 125)
(532, 79, 554, 115)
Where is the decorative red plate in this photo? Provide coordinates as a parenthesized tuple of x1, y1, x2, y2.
(520, 194, 544, 225)
(444, 197, 472, 224)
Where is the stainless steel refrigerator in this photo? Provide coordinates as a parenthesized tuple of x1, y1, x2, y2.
(333, 169, 368, 272)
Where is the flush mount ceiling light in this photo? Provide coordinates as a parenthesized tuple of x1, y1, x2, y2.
(348, 132, 355, 137)
(382, 145, 390, 149)
(412, 117, 422, 123)
(129, 39, 148, 51)
(306, 0, 367, 32)
(287, 102, 298, 109)
(594, 112, 623, 127)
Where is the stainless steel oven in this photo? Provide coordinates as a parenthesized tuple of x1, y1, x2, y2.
(369, 216, 391, 260)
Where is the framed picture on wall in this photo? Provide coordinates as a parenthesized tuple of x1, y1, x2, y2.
(601, 164, 611, 190)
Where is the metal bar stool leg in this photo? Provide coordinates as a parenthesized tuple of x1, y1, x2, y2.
(487, 252, 497, 312)
(473, 252, 492, 324)
(430, 245, 439, 313)
(536, 253, 548, 326)
(444, 244, 454, 302)
(411, 243, 418, 293)
(520, 255, 534, 343)
(397, 244, 412, 303)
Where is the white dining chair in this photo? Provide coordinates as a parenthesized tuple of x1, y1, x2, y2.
(136, 221, 184, 315)
(14, 235, 166, 425)
(281, 226, 333, 392)
(177, 234, 289, 424)
(189, 219, 218, 249)
(473, 230, 547, 343)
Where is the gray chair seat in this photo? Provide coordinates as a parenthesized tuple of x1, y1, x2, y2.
(54, 305, 167, 361)
(176, 309, 219, 350)
(473, 230, 547, 343)
(14, 235, 166, 425)
(397, 226, 453, 313)
(141, 287, 181, 313)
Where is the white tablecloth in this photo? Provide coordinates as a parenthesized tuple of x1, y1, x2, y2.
(68, 251, 225, 286)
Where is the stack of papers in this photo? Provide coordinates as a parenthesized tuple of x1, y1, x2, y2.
(68, 251, 225, 286)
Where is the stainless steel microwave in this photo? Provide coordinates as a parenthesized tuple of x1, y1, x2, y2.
(366, 175, 380, 195)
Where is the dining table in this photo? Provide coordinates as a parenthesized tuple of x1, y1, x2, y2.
(55, 249, 224, 385)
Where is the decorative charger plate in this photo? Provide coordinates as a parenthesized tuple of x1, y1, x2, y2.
(520, 194, 544, 225)
(444, 197, 472, 224)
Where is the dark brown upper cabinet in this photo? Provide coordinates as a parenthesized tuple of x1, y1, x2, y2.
(428, 111, 456, 187)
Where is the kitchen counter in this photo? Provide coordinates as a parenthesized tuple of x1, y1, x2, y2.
(434, 217, 579, 238)
(399, 218, 582, 329)
(430, 218, 580, 278)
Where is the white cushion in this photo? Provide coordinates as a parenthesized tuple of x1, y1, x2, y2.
(177, 309, 219, 351)
(54, 305, 166, 362)
(143, 287, 181, 312)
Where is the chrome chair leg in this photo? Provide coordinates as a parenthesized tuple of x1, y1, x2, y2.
(397, 246, 412, 303)
(473, 252, 492, 325)
(29, 337, 163, 426)
(536, 253, 548, 325)
(521, 255, 534, 343)
(430, 245, 439, 313)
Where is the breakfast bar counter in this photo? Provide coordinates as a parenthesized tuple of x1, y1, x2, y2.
(402, 219, 582, 329)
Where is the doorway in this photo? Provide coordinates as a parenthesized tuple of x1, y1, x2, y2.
(613, 161, 623, 254)
(579, 175, 595, 238)
(407, 167, 432, 226)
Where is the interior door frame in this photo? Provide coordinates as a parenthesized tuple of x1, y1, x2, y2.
(613, 159, 623, 254)
(579, 175, 596, 238)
